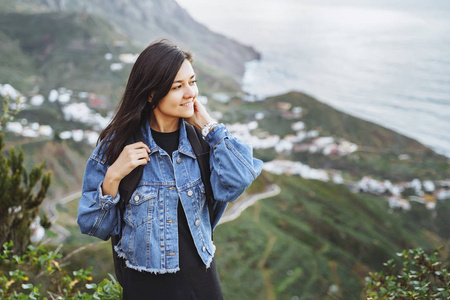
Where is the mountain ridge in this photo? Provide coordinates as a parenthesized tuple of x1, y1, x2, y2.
(0, 0, 260, 85)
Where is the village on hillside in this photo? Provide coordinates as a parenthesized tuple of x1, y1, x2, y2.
(1, 82, 449, 214)
(225, 103, 450, 211)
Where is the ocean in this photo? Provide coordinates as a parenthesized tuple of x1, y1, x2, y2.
(176, 0, 450, 158)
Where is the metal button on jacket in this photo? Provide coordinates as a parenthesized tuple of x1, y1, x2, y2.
(187, 190, 193, 196)
(176, 157, 181, 163)
(134, 195, 139, 201)
(202, 246, 206, 252)
(194, 220, 200, 226)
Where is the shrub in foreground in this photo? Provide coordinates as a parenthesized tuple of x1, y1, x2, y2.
(365, 247, 449, 299)
(0, 241, 122, 299)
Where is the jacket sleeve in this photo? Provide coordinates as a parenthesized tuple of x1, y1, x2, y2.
(206, 124, 263, 203)
(77, 145, 121, 241)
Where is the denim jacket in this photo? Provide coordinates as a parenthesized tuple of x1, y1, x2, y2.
(77, 120, 263, 274)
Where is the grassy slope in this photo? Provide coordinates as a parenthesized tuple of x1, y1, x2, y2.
(0, 31, 38, 92)
(0, 11, 136, 99)
(214, 173, 447, 299)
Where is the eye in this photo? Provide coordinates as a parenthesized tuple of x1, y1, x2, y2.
(189, 80, 197, 86)
(172, 85, 182, 90)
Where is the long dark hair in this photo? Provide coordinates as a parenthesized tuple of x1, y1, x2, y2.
(98, 40, 193, 164)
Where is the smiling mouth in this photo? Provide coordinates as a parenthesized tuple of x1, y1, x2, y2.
(180, 100, 193, 107)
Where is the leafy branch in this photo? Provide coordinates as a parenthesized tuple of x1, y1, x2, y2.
(365, 247, 449, 299)
(0, 241, 122, 299)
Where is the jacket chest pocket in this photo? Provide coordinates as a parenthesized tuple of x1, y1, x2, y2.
(124, 186, 156, 228)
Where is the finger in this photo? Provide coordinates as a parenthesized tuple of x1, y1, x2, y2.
(136, 149, 150, 161)
(193, 99, 202, 110)
(129, 149, 148, 161)
(130, 141, 150, 153)
(136, 157, 149, 166)
(128, 157, 148, 169)
(138, 142, 151, 153)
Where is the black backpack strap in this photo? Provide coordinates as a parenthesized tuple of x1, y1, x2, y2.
(111, 129, 145, 286)
(118, 130, 145, 207)
(117, 129, 145, 227)
(185, 123, 215, 239)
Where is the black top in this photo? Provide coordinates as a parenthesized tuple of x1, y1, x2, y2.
(151, 129, 180, 161)
(121, 128, 223, 300)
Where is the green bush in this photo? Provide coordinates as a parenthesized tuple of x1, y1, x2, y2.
(365, 247, 449, 299)
(0, 96, 52, 254)
(0, 241, 122, 299)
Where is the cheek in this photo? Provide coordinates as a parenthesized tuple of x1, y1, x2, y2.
(161, 94, 178, 107)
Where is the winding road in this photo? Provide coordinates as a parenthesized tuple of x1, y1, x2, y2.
(42, 191, 82, 245)
(219, 184, 281, 225)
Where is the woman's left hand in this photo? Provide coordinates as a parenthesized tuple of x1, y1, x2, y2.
(184, 98, 216, 131)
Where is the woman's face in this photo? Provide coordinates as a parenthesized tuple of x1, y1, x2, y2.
(151, 59, 198, 126)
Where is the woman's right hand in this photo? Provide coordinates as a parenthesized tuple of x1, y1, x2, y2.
(102, 142, 150, 198)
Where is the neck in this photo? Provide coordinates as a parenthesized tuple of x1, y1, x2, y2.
(149, 114, 180, 133)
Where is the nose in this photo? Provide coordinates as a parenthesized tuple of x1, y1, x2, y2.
(184, 84, 196, 99)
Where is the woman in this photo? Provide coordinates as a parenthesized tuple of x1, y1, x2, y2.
(77, 40, 263, 299)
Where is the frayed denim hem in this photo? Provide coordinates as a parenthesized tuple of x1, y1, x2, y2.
(114, 245, 181, 274)
(125, 261, 181, 274)
(114, 245, 127, 259)
(204, 243, 216, 269)
(114, 243, 216, 273)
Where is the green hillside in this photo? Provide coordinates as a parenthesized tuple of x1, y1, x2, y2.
(0, 31, 37, 92)
(214, 173, 448, 299)
(0, 11, 136, 99)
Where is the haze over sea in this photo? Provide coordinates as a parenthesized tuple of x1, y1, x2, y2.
(177, 0, 450, 158)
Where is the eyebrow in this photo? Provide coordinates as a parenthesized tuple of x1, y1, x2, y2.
(172, 74, 195, 84)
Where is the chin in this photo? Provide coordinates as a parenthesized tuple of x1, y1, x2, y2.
(184, 110, 195, 119)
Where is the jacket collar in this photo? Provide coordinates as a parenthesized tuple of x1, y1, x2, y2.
(142, 119, 196, 159)
(178, 120, 196, 159)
